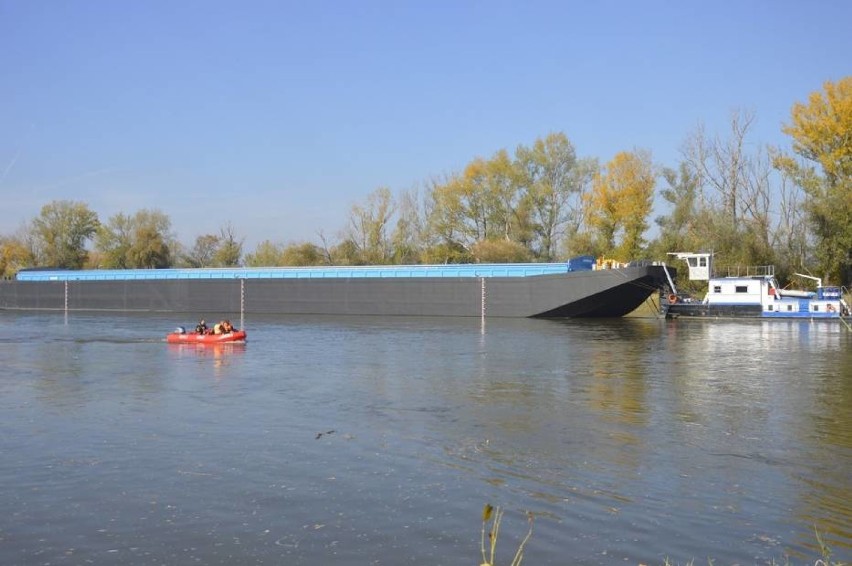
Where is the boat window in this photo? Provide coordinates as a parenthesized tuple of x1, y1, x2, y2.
(712, 285, 721, 293)
(688, 258, 697, 267)
(735, 286, 748, 293)
(787, 305, 793, 311)
(699, 257, 707, 267)
(768, 305, 773, 311)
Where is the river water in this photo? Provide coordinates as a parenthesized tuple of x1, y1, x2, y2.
(0, 312, 849, 565)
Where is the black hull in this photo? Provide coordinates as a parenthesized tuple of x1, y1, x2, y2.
(667, 304, 763, 318)
(0, 265, 669, 318)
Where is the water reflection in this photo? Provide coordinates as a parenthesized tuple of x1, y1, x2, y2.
(0, 313, 849, 564)
(167, 342, 247, 375)
(167, 342, 247, 358)
(433, 319, 851, 560)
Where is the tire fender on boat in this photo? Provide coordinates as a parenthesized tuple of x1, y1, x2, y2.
(668, 294, 678, 304)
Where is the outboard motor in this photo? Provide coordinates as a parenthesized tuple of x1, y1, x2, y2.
(174, 326, 186, 334)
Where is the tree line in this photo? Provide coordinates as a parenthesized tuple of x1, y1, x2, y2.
(1, 78, 850, 288)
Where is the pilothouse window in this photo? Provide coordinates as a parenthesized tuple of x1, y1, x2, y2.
(735, 286, 748, 293)
(713, 285, 721, 293)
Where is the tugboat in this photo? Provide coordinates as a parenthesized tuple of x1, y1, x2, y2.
(664, 252, 850, 320)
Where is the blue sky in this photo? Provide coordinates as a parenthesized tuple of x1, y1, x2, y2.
(1, 1, 850, 251)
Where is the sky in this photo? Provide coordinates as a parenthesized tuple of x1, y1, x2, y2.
(1, 0, 850, 252)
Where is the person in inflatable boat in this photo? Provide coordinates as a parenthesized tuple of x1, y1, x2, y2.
(195, 319, 208, 334)
(213, 320, 234, 334)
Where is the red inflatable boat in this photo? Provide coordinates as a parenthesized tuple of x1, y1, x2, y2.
(166, 330, 247, 344)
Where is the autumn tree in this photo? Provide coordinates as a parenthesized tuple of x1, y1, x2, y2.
(652, 163, 701, 255)
(678, 110, 783, 267)
(429, 167, 488, 252)
(0, 232, 35, 277)
(584, 151, 655, 260)
(655, 158, 777, 269)
(328, 239, 362, 265)
(212, 224, 243, 267)
(128, 224, 171, 268)
(96, 209, 174, 268)
(390, 188, 428, 264)
(31, 200, 99, 269)
(776, 76, 852, 284)
(181, 224, 243, 267)
(515, 132, 594, 260)
(94, 213, 134, 268)
(682, 111, 757, 226)
(183, 234, 221, 267)
(737, 149, 776, 264)
(427, 150, 528, 259)
(244, 240, 284, 266)
(347, 187, 396, 264)
(419, 241, 471, 264)
(484, 149, 529, 244)
(470, 239, 531, 263)
(280, 242, 325, 266)
(768, 162, 809, 277)
(424, 173, 474, 260)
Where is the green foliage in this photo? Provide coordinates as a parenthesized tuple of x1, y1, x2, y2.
(420, 241, 472, 264)
(94, 213, 133, 268)
(484, 149, 528, 244)
(563, 229, 599, 259)
(7, 85, 849, 282)
(328, 239, 363, 265)
(129, 224, 171, 268)
(244, 240, 284, 267)
(345, 187, 396, 264)
(181, 224, 243, 267)
(778, 77, 852, 285)
(95, 209, 174, 269)
(515, 132, 593, 260)
(0, 234, 35, 277)
(425, 133, 594, 262)
(389, 188, 428, 264)
(183, 234, 221, 268)
(429, 162, 497, 248)
(471, 239, 532, 263)
(671, 110, 785, 270)
(428, 151, 526, 254)
(652, 163, 702, 255)
(212, 224, 243, 267)
(280, 242, 326, 266)
(31, 200, 99, 269)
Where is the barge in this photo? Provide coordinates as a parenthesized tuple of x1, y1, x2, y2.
(1, 257, 670, 318)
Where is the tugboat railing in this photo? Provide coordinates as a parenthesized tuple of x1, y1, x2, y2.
(713, 264, 774, 278)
